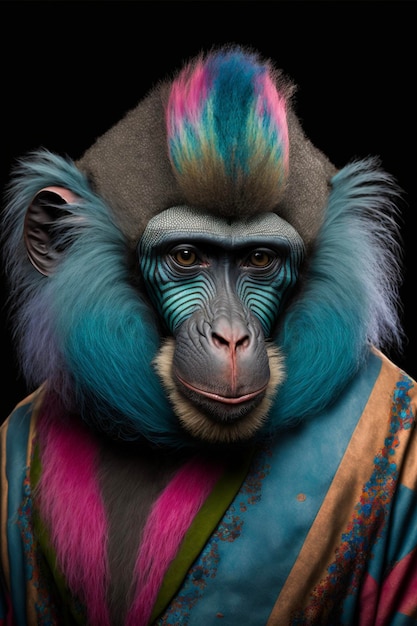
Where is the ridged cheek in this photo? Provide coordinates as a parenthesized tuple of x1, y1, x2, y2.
(237, 260, 301, 336)
(140, 254, 217, 335)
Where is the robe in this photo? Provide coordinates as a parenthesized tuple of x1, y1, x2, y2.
(1, 348, 417, 625)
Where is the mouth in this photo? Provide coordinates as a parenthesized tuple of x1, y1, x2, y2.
(175, 373, 267, 422)
(176, 374, 268, 404)
(152, 337, 284, 444)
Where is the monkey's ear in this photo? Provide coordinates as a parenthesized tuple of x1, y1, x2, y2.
(24, 186, 78, 276)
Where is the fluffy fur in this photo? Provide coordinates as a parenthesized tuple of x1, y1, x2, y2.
(36, 399, 110, 625)
(36, 398, 224, 624)
(125, 457, 224, 625)
(167, 46, 291, 216)
(269, 157, 403, 431)
(2, 151, 178, 445)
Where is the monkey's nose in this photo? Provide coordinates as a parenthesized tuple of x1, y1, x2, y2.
(211, 319, 251, 352)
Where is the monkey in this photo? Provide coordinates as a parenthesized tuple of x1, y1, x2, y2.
(0, 45, 416, 625)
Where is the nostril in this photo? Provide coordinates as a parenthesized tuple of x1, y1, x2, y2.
(212, 332, 229, 349)
(236, 335, 250, 350)
(212, 332, 250, 351)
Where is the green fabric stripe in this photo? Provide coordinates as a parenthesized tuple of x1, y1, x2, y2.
(150, 447, 255, 622)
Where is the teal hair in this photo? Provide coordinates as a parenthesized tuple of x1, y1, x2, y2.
(2, 150, 180, 445)
(166, 45, 291, 217)
(266, 157, 404, 433)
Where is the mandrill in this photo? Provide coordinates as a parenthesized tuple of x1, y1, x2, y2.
(0, 45, 416, 625)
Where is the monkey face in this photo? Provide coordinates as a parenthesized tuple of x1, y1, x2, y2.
(140, 206, 305, 443)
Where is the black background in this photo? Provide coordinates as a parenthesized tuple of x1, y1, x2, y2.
(1, 0, 415, 419)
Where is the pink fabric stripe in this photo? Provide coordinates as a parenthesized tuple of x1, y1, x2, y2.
(357, 572, 378, 625)
(377, 546, 417, 623)
(37, 405, 110, 626)
(126, 456, 224, 626)
(358, 547, 417, 625)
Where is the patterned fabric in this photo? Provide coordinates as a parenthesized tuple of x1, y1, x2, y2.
(1, 349, 417, 625)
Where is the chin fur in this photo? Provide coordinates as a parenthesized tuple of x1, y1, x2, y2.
(154, 338, 285, 444)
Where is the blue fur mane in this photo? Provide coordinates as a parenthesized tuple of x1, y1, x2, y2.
(267, 157, 404, 433)
(2, 150, 179, 445)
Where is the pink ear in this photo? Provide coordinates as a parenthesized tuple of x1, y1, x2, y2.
(24, 186, 79, 276)
(37, 186, 79, 203)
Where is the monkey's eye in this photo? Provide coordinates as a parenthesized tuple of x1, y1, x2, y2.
(244, 248, 278, 269)
(170, 246, 199, 267)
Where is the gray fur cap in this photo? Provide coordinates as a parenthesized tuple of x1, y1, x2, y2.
(76, 46, 336, 250)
